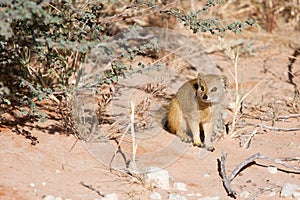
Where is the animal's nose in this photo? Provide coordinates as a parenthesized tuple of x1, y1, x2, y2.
(202, 94, 208, 100)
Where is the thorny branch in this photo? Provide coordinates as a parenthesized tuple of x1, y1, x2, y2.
(218, 150, 300, 198)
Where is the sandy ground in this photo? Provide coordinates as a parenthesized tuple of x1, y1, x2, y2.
(1, 18, 300, 200)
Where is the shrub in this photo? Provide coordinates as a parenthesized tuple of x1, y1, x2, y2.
(0, 0, 256, 124)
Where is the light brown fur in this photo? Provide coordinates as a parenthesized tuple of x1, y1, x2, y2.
(166, 73, 228, 151)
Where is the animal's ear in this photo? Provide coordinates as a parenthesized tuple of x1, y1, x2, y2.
(197, 73, 205, 84)
(198, 73, 205, 80)
(221, 75, 229, 88)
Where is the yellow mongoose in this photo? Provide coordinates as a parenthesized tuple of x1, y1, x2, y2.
(166, 73, 228, 151)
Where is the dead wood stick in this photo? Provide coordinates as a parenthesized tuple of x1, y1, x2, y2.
(219, 150, 237, 197)
(109, 123, 131, 169)
(242, 128, 257, 149)
(228, 153, 261, 182)
(258, 155, 300, 172)
(243, 113, 300, 122)
(281, 157, 300, 162)
(277, 113, 300, 120)
(228, 153, 300, 182)
(257, 124, 300, 131)
(219, 151, 300, 197)
(80, 181, 105, 197)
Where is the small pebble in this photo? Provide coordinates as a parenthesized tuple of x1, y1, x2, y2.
(269, 191, 276, 197)
(42, 182, 46, 186)
(198, 196, 220, 200)
(240, 191, 250, 198)
(229, 102, 235, 110)
(281, 183, 300, 197)
(144, 167, 170, 190)
(267, 166, 278, 174)
(150, 192, 162, 200)
(103, 193, 118, 200)
(29, 183, 35, 187)
(293, 192, 300, 198)
(44, 195, 55, 200)
(168, 194, 187, 200)
(203, 173, 211, 177)
(187, 193, 202, 197)
(174, 182, 187, 191)
(43, 195, 63, 200)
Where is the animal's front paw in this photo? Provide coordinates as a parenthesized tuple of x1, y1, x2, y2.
(204, 145, 215, 152)
(179, 135, 192, 143)
(193, 141, 204, 148)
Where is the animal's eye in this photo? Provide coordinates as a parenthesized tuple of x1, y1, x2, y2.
(211, 87, 217, 92)
(200, 86, 205, 91)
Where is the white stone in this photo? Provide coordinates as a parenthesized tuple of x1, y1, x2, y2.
(240, 191, 250, 198)
(103, 193, 118, 200)
(267, 166, 278, 174)
(196, 193, 202, 197)
(280, 183, 300, 198)
(150, 192, 162, 200)
(29, 183, 35, 187)
(168, 194, 187, 200)
(203, 173, 211, 177)
(229, 102, 235, 110)
(44, 195, 55, 200)
(174, 182, 187, 191)
(198, 196, 220, 200)
(293, 192, 300, 199)
(144, 167, 170, 190)
(187, 193, 202, 197)
(268, 191, 276, 197)
(41, 182, 46, 186)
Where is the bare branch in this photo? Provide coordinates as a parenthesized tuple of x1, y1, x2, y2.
(80, 181, 105, 197)
(218, 150, 237, 197)
(219, 151, 300, 198)
(242, 128, 258, 149)
(258, 155, 300, 172)
(228, 153, 261, 182)
(277, 114, 300, 120)
(257, 124, 300, 131)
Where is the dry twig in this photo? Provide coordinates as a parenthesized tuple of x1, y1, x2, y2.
(257, 124, 300, 131)
(80, 181, 105, 197)
(108, 101, 143, 184)
(218, 150, 237, 197)
(277, 113, 300, 120)
(130, 101, 138, 171)
(242, 128, 257, 149)
(109, 123, 130, 169)
(228, 152, 260, 182)
(218, 150, 300, 198)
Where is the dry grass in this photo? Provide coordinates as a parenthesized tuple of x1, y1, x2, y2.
(216, 0, 300, 32)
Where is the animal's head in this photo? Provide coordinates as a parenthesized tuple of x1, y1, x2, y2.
(196, 73, 228, 104)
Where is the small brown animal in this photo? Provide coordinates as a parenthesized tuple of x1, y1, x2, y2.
(166, 73, 228, 151)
